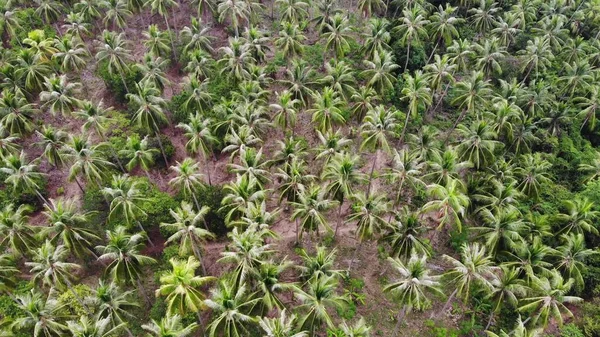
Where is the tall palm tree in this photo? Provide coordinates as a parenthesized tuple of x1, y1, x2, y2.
(296, 275, 349, 335)
(515, 153, 552, 200)
(161, 201, 215, 273)
(297, 245, 343, 280)
(322, 153, 368, 237)
(53, 36, 90, 73)
(143, 25, 170, 58)
(473, 207, 526, 258)
(67, 316, 125, 337)
(127, 81, 170, 165)
(422, 178, 469, 232)
(258, 309, 308, 337)
(178, 114, 217, 185)
(555, 198, 599, 235)
(88, 280, 139, 334)
(382, 206, 430, 258)
(555, 233, 597, 291)
(217, 38, 255, 82)
(362, 18, 391, 61)
(146, 0, 179, 59)
(484, 266, 528, 330)
(0, 203, 36, 257)
(308, 87, 345, 133)
(393, 7, 429, 70)
(455, 120, 501, 170)
(400, 70, 431, 143)
(383, 252, 443, 337)
(156, 256, 215, 326)
(142, 315, 198, 337)
(347, 192, 388, 269)
(438, 243, 497, 317)
(103, 0, 132, 31)
(0, 90, 38, 136)
(0, 124, 20, 158)
(39, 74, 82, 116)
(96, 226, 156, 302)
(1, 152, 48, 205)
(119, 135, 158, 179)
(169, 158, 207, 211)
(63, 135, 114, 193)
(41, 197, 99, 258)
(360, 105, 398, 194)
(361, 50, 399, 95)
(217, 0, 250, 37)
(291, 184, 338, 242)
(102, 174, 150, 237)
(35, 126, 67, 169)
(95, 30, 132, 93)
(448, 71, 492, 141)
(322, 14, 352, 61)
(205, 281, 260, 337)
(427, 4, 462, 62)
(275, 22, 306, 64)
(11, 289, 67, 337)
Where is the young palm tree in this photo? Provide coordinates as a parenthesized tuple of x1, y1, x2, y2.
(422, 178, 469, 232)
(88, 280, 139, 334)
(39, 74, 82, 116)
(438, 243, 498, 318)
(41, 198, 99, 258)
(127, 81, 170, 165)
(361, 50, 399, 95)
(156, 256, 215, 326)
(161, 201, 215, 273)
(297, 245, 343, 280)
(275, 22, 306, 64)
(322, 153, 368, 237)
(205, 281, 260, 337)
(11, 289, 67, 337)
(1, 152, 48, 205)
(296, 275, 349, 335)
(146, 0, 179, 59)
(322, 14, 352, 61)
(258, 309, 308, 337)
(0, 90, 38, 136)
(0, 203, 36, 257)
(518, 270, 582, 327)
(360, 105, 398, 194)
(120, 135, 158, 179)
(67, 316, 126, 337)
(178, 114, 217, 185)
(63, 135, 114, 193)
(96, 226, 156, 302)
(142, 315, 198, 337)
(382, 206, 430, 258)
(143, 25, 170, 58)
(95, 30, 132, 93)
(169, 157, 207, 211)
(400, 70, 432, 143)
(308, 87, 346, 133)
(393, 7, 429, 71)
(291, 184, 338, 242)
(383, 252, 443, 337)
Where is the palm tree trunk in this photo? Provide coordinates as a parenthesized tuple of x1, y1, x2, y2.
(136, 279, 152, 306)
(196, 311, 206, 337)
(348, 240, 363, 271)
(399, 107, 412, 144)
(137, 220, 155, 246)
(100, 132, 126, 172)
(34, 189, 50, 207)
(295, 218, 300, 245)
(519, 63, 534, 85)
(74, 176, 85, 194)
(387, 179, 405, 223)
(485, 311, 495, 331)
(124, 326, 135, 337)
(392, 307, 407, 337)
(366, 150, 379, 197)
(427, 37, 441, 64)
(404, 42, 411, 72)
(117, 66, 130, 94)
(203, 154, 212, 185)
(153, 127, 170, 167)
(334, 199, 344, 238)
(192, 243, 208, 276)
(164, 14, 178, 61)
(443, 109, 468, 145)
(435, 288, 457, 319)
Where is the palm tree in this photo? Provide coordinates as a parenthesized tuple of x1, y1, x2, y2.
(169, 158, 207, 211)
(11, 289, 67, 337)
(205, 281, 260, 337)
(53, 36, 90, 73)
(135, 55, 171, 92)
(322, 153, 368, 237)
(142, 315, 198, 337)
(75, 0, 107, 22)
(95, 30, 132, 93)
(296, 275, 349, 335)
(484, 266, 528, 330)
(427, 4, 462, 62)
(383, 253, 443, 337)
(400, 71, 432, 143)
(63, 135, 114, 193)
(67, 316, 125, 337)
(14, 49, 52, 92)
(156, 256, 215, 326)
(0, 203, 36, 257)
(217, 0, 250, 37)
(448, 71, 492, 141)
(485, 316, 542, 337)
(228, 146, 270, 187)
(120, 135, 158, 179)
(276, 0, 308, 23)
(220, 174, 266, 224)
(308, 87, 345, 133)
(422, 178, 469, 232)
(438, 243, 497, 318)
(271, 90, 300, 134)
(361, 50, 399, 95)
(161, 201, 215, 273)
(0, 90, 38, 136)
(104, 0, 132, 31)
(455, 120, 501, 170)
(351, 86, 378, 123)
(88, 280, 139, 334)
(322, 14, 352, 61)
(258, 309, 308, 337)
(291, 184, 338, 242)
(39, 74, 82, 116)
(0, 124, 19, 158)
(192, 0, 216, 21)
(96, 226, 156, 302)
(393, 7, 429, 71)
(518, 37, 554, 83)
(281, 60, 316, 107)
(385, 148, 424, 216)
(297, 245, 343, 280)
(181, 17, 214, 55)
(347, 192, 388, 269)
(555, 198, 599, 235)
(473, 207, 526, 258)
(358, 0, 385, 17)
(518, 270, 582, 327)
(275, 22, 306, 64)
(555, 233, 597, 290)
(178, 113, 217, 185)
(515, 153, 552, 200)
(382, 206, 430, 258)
(143, 25, 170, 58)
(35, 0, 63, 24)
(62, 12, 91, 43)
(1, 152, 48, 205)
(146, 0, 179, 59)
(362, 18, 391, 61)
(127, 81, 170, 165)
(41, 198, 99, 258)
(35, 126, 67, 169)
(217, 38, 255, 82)
(102, 174, 150, 236)
(360, 105, 398, 194)
(468, 0, 499, 33)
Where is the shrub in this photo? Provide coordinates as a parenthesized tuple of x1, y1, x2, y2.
(304, 44, 326, 68)
(170, 91, 191, 124)
(194, 184, 228, 237)
(56, 284, 93, 317)
(582, 298, 600, 337)
(96, 61, 143, 103)
(561, 324, 585, 337)
(147, 135, 175, 168)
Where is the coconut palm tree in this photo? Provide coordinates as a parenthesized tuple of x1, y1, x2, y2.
(383, 252, 443, 337)
(63, 135, 114, 193)
(438, 243, 498, 317)
(518, 270, 582, 327)
(360, 105, 398, 194)
(161, 201, 214, 272)
(427, 4, 462, 61)
(555, 233, 597, 290)
(39, 74, 82, 116)
(455, 120, 501, 170)
(156, 256, 215, 327)
(35, 125, 68, 168)
(276, 0, 308, 23)
(40, 197, 99, 258)
(400, 70, 431, 143)
(393, 7, 429, 71)
(347, 192, 388, 269)
(275, 22, 306, 64)
(297, 245, 343, 280)
(53, 36, 90, 73)
(127, 81, 170, 165)
(67, 316, 126, 337)
(472, 207, 526, 258)
(514, 153, 552, 200)
(385, 148, 424, 216)
(422, 178, 469, 232)
(258, 309, 308, 337)
(281, 60, 316, 107)
(0, 203, 36, 257)
(0, 124, 20, 158)
(1, 152, 48, 205)
(205, 281, 260, 337)
(102, 174, 150, 235)
(88, 280, 139, 334)
(11, 289, 67, 337)
(220, 174, 266, 224)
(95, 30, 132, 93)
(104, 0, 132, 31)
(178, 114, 217, 185)
(485, 316, 542, 337)
(181, 17, 214, 55)
(484, 266, 528, 330)
(120, 135, 158, 179)
(62, 12, 91, 43)
(358, 0, 385, 17)
(143, 25, 170, 58)
(308, 87, 345, 133)
(361, 50, 399, 95)
(296, 275, 349, 335)
(75, 0, 106, 22)
(362, 18, 391, 61)
(271, 90, 300, 134)
(217, 0, 250, 37)
(322, 152, 367, 237)
(217, 38, 255, 82)
(322, 14, 352, 61)
(555, 198, 599, 235)
(382, 206, 430, 258)
(169, 158, 207, 211)
(291, 184, 338, 242)
(96, 226, 156, 302)
(142, 315, 198, 337)
(146, 0, 178, 59)
(0, 90, 38, 136)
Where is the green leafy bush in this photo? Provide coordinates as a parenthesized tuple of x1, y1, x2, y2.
(56, 284, 93, 317)
(561, 324, 585, 337)
(194, 184, 228, 237)
(96, 61, 143, 103)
